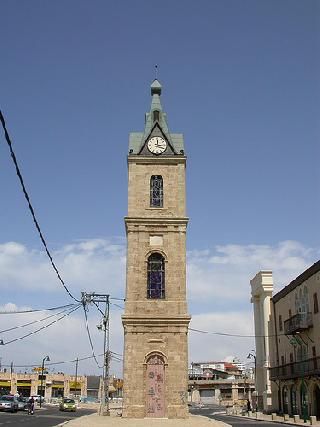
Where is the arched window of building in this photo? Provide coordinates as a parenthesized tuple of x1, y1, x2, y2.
(290, 386, 297, 415)
(147, 253, 165, 299)
(153, 110, 160, 122)
(303, 286, 309, 313)
(150, 175, 163, 207)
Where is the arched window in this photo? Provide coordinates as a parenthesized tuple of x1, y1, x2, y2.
(147, 253, 165, 299)
(150, 175, 163, 207)
(153, 110, 160, 122)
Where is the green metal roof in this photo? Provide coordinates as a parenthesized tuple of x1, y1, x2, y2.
(128, 80, 185, 155)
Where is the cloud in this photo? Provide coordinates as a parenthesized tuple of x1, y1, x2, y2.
(0, 239, 126, 296)
(0, 238, 318, 377)
(187, 240, 318, 309)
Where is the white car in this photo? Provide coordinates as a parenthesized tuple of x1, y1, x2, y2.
(0, 395, 18, 413)
(30, 395, 44, 403)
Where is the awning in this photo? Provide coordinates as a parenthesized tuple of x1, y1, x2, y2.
(0, 381, 11, 387)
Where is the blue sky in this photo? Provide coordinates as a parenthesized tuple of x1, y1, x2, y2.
(0, 0, 319, 375)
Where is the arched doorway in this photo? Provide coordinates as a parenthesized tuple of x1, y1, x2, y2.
(146, 354, 165, 417)
(300, 382, 308, 420)
(313, 384, 320, 420)
(282, 386, 289, 414)
(290, 385, 298, 415)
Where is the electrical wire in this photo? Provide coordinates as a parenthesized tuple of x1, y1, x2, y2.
(188, 327, 290, 338)
(0, 110, 79, 303)
(1, 304, 81, 345)
(92, 300, 104, 317)
(0, 303, 76, 315)
(1, 349, 123, 369)
(0, 304, 78, 334)
(81, 303, 103, 369)
(110, 302, 124, 310)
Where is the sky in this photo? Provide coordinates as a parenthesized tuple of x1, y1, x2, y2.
(0, 0, 319, 377)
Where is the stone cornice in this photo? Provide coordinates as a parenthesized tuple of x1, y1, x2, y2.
(124, 217, 189, 226)
(127, 155, 186, 165)
(122, 315, 191, 327)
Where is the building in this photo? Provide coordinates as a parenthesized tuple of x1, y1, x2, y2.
(0, 371, 123, 401)
(0, 371, 86, 399)
(250, 271, 273, 412)
(251, 261, 320, 420)
(189, 361, 242, 379)
(188, 362, 254, 406)
(122, 79, 191, 418)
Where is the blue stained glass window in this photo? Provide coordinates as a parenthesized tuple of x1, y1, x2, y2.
(150, 176, 163, 207)
(147, 253, 165, 299)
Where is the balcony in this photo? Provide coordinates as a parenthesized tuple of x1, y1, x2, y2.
(284, 312, 313, 335)
(270, 356, 320, 380)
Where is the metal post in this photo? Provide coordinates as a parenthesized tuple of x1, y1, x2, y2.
(74, 357, 79, 398)
(40, 359, 44, 408)
(106, 294, 110, 415)
(40, 356, 49, 408)
(100, 295, 110, 416)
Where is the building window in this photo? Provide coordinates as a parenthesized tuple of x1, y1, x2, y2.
(147, 253, 165, 299)
(153, 110, 160, 122)
(279, 315, 283, 331)
(313, 293, 319, 314)
(150, 175, 163, 207)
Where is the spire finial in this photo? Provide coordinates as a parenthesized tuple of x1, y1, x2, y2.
(151, 78, 162, 96)
(155, 64, 158, 79)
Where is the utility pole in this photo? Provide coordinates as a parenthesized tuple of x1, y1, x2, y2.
(81, 292, 110, 416)
(74, 357, 79, 399)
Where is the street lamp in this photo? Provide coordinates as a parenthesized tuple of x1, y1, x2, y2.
(247, 351, 257, 410)
(39, 355, 50, 408)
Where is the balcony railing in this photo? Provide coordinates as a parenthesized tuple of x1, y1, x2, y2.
(270, 356, 320, 380)
(284, 312, 313, 335)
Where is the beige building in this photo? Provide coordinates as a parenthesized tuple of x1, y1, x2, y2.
(251, 261, 320, 420)
(122, 79, 191, 418)
(250, 271, 273, 412)
(189, 362, 255, 406)
(0, 371, 86, 399)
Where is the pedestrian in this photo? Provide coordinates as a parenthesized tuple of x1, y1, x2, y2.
(247, 399, 251, 412)
(28, 396, 35, 415)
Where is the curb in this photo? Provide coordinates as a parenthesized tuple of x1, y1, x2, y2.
(229, 414, 315, 426)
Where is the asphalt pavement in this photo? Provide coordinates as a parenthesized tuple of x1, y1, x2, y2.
(189, 404, 289, 427)
(0, 405, 95, 427)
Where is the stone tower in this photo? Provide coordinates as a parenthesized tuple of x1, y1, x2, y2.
(122, 80, 191, 418)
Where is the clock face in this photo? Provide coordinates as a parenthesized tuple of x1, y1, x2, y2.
(147, 137, 167, 154)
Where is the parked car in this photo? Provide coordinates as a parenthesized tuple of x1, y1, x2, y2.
(17, 396, 28, 411)
(0, 395, 18, 412)
(59, 398, 76, 412)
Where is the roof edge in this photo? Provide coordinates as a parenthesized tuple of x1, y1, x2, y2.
(272, 260, 320, 303)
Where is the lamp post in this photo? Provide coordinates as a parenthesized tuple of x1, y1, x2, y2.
(247, 351, 257, 410)
(39, 356, 50, 408)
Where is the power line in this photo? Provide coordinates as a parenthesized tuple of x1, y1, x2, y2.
(0, 304, 78, 334)
(188, 327, 292, 339)
(0, 110, 79, 303)
(1, 350, 123, 369)
(81, 302, 102, 369)
(110, 302, 124, 310)
(0, 303, 76, 315)
(1, 304, 81, 345)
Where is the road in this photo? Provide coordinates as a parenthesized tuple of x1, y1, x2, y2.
(190, 404, 288, 426)
(0, 405, 95, 427)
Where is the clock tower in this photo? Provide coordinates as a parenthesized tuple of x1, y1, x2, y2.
(122, 79, 191, 418)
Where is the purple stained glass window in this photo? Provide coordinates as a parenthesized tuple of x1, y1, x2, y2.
(150, 176, 163, 207)
(147, 253, 165, 299)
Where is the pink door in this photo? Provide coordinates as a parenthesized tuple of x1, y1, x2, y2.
(146, 355, 165, 417)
